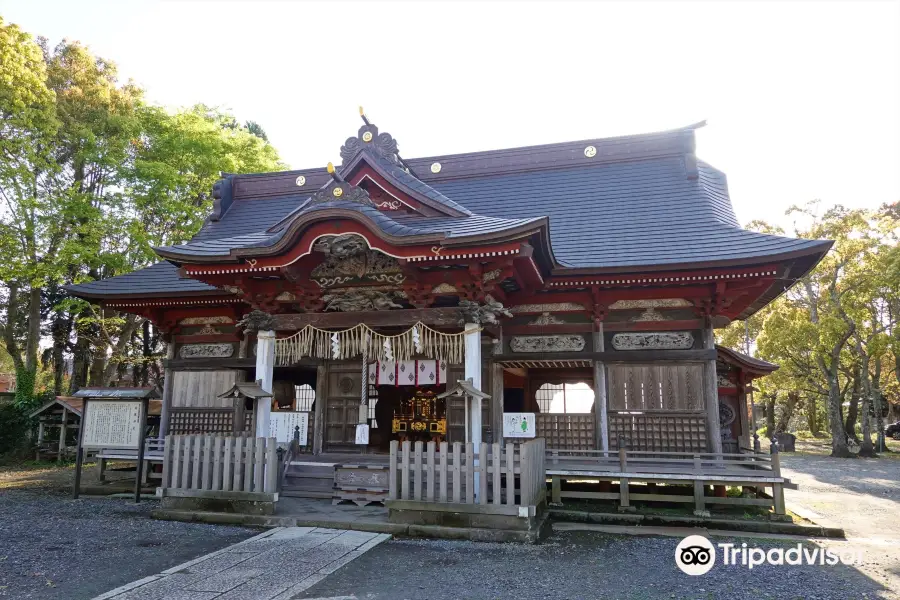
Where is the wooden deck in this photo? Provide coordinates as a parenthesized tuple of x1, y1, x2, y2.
(544, 448, 791, 516)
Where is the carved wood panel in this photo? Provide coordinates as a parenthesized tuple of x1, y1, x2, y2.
(606, 364, 705, 412)
(171, 370, 238, 408)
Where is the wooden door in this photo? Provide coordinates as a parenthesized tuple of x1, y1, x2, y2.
(324, 367, 362, 451)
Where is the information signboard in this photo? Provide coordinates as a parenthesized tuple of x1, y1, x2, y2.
(82, 401, 143, 449)
(502, 412, 536, 438)
(269, 411, 309, 445)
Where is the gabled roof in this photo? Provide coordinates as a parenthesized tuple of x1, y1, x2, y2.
(67, 121, 832, 306)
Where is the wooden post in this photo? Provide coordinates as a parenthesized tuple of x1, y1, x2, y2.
(426, 442, 436, 502)
(439, 441, 449, 502)
(389, 440, 399, 500)
(72, 398, 87, 499)
(58, 408, 68, 460)
(401, 440, 411, 500)
(160, 342, 176, 437)
(490, 362, 504, 447)
(465, 323, 482, 501)
(617, 439, 633, 512)
(413, 441, 423, 501)
(255, 330, 276, 439)
(551, 475, 561, 504)
(771, 441, 785, 515)
(313, 364, 327, 455)
(593, 323, 609, 454)
(693, 455, 709, 516)
(703, 321, 724, 454)
(36, 420, 45, 461)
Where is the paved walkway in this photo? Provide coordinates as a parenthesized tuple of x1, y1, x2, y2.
(94, 527, 390, 600)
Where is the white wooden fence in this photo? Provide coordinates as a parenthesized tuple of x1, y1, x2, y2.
(389, 438, 545, 507)
(161, 434, 279, 495)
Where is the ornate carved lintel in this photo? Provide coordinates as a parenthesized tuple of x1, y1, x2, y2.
(510, 335, 586, 353)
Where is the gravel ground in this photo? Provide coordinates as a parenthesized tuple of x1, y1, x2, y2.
(298, 531, 893, 600)
(0, 490, 257, 600)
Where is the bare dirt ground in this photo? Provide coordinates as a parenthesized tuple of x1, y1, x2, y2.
(781, 451, 900, 595)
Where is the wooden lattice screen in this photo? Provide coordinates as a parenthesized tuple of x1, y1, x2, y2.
(609, 413, 707, 452)
(169, 408, 236, 434)
(607, 363, 705, 411)
(535, 414, 595, 450)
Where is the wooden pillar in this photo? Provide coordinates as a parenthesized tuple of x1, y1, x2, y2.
(254, 330, 276, 439)
(703, 321, 723, 454)
(159, 342, 176, 437)
(737, 370, 751, 450)
(58, 408, 68, 460)
(36, 421, 45, 460)
(313, 363, 327, 455)
(465, 322, 482, 501)
(490, 362, 504, 444)
(592, 322, 609, 454)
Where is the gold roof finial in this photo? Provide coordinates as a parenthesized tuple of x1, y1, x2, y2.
(326, 162, 335, 174)
(359, 106, 365, 116)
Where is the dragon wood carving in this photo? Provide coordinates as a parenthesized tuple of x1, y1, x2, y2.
(310, 234, 405, 288)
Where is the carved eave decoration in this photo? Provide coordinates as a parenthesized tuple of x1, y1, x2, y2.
(310, 233, 405, 288)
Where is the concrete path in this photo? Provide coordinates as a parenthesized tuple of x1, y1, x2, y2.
(93, 527, 390, 600)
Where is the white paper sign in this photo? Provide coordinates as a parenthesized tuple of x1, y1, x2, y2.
(82, 401, 143, 449)
(503, 412, 536, 438)
(355, 423, 370, 445)
(269, 412, 308, 445)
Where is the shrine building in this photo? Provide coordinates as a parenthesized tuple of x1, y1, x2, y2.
(68, 114, 829, 476)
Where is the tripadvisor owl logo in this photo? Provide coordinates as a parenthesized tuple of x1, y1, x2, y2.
(675, 535, 716, 575)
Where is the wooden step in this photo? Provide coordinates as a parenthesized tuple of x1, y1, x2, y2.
(281, 489, 334, 499)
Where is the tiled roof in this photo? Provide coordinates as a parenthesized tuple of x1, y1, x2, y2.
(428, 158, 828, 268)
(67, 124, 831, 299)
(68, 261, 220, 298)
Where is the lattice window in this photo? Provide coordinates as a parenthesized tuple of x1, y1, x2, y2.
(609, 413, 707, 453)
(294, 384, 315, 412)
(535, 382, 595, 414)
(368, 383, 379, 429)
(535, 414, 595, 450)
(169, 409, 234, 434)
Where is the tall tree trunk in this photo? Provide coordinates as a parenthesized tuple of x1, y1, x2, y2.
(50, 310, 73, 396)
(845, 368, 860, 441)
(101, 313, 140, 385)
(24, 286, 41, 374)
(827, 370, 852, 457)
(873, 360, 887, 452)
(765, 392, 777, 435)
(806, 395, 819, 436)
(858, 350, 875, 457)
(776, 392, 799, 433)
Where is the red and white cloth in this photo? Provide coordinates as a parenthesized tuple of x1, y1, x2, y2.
(370, 360, 447, 386)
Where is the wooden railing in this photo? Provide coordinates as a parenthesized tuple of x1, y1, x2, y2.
(545, 446, 787, 515)
(546, 448, 777, 476)
(161, 434, 278, 495)
(388, 439, 545, 507)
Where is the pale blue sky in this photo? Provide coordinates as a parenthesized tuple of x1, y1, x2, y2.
(2, 0, 898, 229)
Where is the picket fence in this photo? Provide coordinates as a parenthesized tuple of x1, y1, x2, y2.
(161, 434, 279, 495)
(388, 438, 545, 507)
